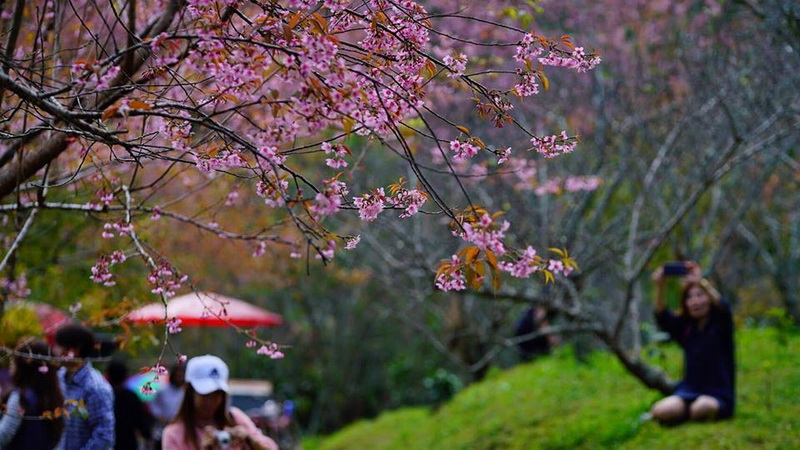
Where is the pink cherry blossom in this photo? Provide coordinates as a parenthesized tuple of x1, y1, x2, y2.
(456, 214, 509, 256)
(252, 241, 268, 258)
(450, 140, 480, 161)
(498, 246, 541, 278)
(345, 235, 361, 250)
(443, 53, 468, 78)
(315, 240, 336, 261)
(435, 255, 467, 292)
(390, 189, 427, 218)
(256, 345, 272, 356)
(167, 317, 183, 334)
(353, 188, 388, 222)
(531, 131, 577, 158)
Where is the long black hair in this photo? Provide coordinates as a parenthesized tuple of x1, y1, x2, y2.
(10, 339, 65, 447)
(172, 384, 235, 449)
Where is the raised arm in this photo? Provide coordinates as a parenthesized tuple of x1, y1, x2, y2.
(652, 266, 667, 313)
(683, 261, 722, 303)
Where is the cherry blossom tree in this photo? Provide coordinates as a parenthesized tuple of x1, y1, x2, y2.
(0, 0, 600, 366)
(338, 0, 800, 394)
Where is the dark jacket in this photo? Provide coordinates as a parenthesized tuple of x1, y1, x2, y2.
(655, 299, 736, 416)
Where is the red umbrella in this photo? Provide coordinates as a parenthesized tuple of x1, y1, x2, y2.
(126, 292, 283, 328)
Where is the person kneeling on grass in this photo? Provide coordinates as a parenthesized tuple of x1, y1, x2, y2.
(649, 262, 735, 424)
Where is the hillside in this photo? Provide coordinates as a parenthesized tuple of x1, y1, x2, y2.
(309, 328, 799, 449)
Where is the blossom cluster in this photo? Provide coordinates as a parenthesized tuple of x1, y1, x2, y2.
(391, 188, 427, 218)
(531, 131, 577, 158)
(564, 176, 603, 192)
(454, 214, 509, 256)
(321, 142, 349, 169)
(504, 156, 538, 190)
(539, 47, 602, 73)
(256, 342, 285, 359)
(435, 255, 467, 292)
(310, 178, 348, 219)
(147, 261, 188, 298)
(258, 146, 286, 167)
(315, 239, 336, 261)
(498, 246, 540, 278)
(495, 147, 512, 165)
(547, 258, 574, 277)
(167, 317, 183, 334)
(535, 176, 603, 196)
(514, 70, 540, 97)
(255, 176, 289, 208)
(514, 33, 545, 63)
(101, 221, 134, 239)
(443, 52, 468, 78)
(90, 251, 127, 286)
(353, 188, 388, 222)
(252, 241, 268, 258)
(353, 186, 428, 221)
(449, 139, 481, 161)
(97, 190, 114, 206)
(345, 235, 361, 250)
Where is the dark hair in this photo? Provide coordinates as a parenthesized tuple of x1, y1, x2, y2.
(54, 324, 97, 357)
(169, 363, 185, 388)
(679, 281, 722, 319)
(106, 359, 129, 386)
(173, 385, 234, 449)
(11, 339, 65, 447)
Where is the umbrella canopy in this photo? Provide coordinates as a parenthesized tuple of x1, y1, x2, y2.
(26, 301, 72, 334)
(127, 292, 283, 328)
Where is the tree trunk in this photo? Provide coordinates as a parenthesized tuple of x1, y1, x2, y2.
(596, 329, 675, 395)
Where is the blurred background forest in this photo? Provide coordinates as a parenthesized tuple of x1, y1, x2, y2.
(1, 0, 798, 440)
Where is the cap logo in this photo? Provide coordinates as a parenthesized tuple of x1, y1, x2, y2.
(209, 368, 220, 379)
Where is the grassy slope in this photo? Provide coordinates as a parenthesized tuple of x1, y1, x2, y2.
(309, 328, 799, 449)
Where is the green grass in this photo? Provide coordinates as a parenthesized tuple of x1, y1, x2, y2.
(307, 328, 800, 449)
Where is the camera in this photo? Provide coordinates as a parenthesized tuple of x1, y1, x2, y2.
(214, 430, 232, 449)
(662, 262, 689, 277)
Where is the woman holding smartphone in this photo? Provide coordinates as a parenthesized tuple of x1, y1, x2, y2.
(648, 262, 735, 423)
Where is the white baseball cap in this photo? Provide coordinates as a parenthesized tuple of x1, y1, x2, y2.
(185, 355, 229, 395)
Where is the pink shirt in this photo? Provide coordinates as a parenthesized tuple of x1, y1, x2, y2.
(162, 407, 278, 450)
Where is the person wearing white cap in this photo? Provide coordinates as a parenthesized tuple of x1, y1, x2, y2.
(161, 355, 278, 450)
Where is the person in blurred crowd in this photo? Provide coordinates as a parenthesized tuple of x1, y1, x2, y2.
(514, 306, 556, 361)
(150, 362, 185, 449)
(649, 262, 735, 423)
(106, 360, 154, 450)
(162, 355, 277, 450)
(0, 339, 64, 449)
(54, 324, 115, 449)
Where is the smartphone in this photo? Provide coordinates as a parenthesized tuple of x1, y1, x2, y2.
(663, 262, 689, 277)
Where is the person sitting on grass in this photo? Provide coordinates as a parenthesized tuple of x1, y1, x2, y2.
(649, 262, 735, 424)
